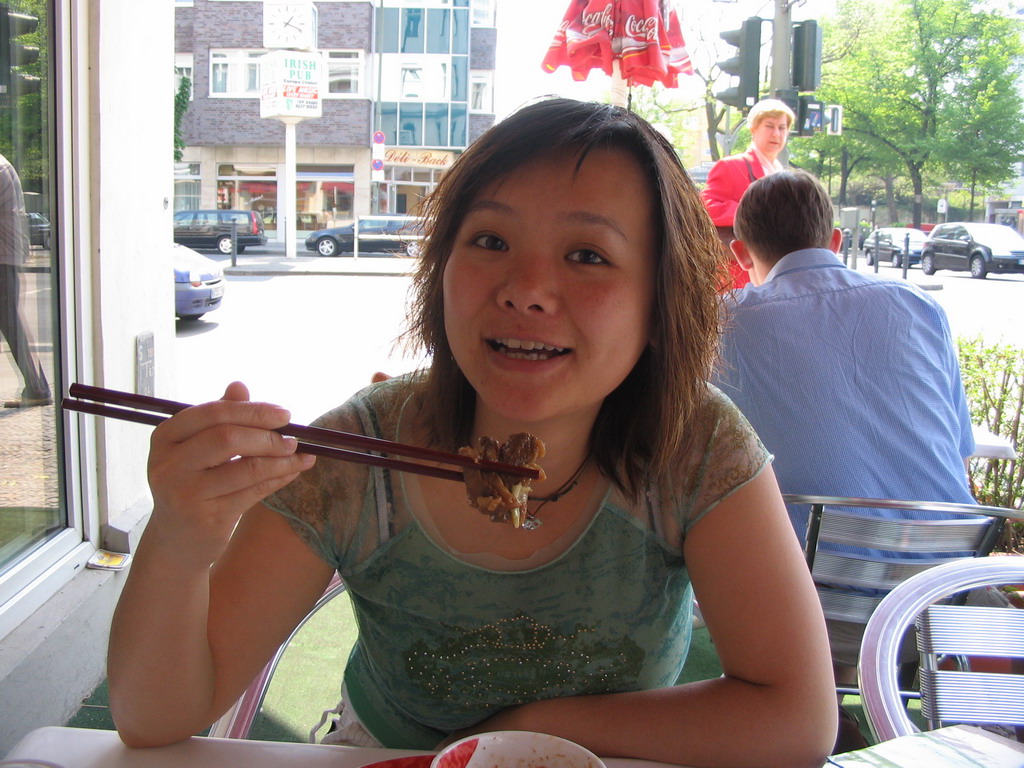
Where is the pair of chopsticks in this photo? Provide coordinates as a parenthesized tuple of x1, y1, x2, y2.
(62, 383, 541, 484)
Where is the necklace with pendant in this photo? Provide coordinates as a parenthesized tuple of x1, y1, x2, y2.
(520, 457, 590, 530)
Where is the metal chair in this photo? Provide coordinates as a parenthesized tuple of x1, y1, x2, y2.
(859, 556, 1024, 743)
(782, 494, 1012, 696)
(208, 575, 348, 739)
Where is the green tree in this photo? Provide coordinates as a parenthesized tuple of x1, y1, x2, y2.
(174, 75, 191, 163)
(958, 336, 1024, 553)
(0, 0, 48, 196)
(626, 84, 699, 164)
(818, 0, 1024, 227)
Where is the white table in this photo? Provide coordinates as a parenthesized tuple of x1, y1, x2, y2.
(3, 727, 680, 768)
(971, 424, 1016, 460)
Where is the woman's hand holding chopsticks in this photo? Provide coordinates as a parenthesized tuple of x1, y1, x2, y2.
(145, 381, 316, 568)
(108, 381, 321, 745)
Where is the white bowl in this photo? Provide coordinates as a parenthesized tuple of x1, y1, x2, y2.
(431, 731, 606, 768)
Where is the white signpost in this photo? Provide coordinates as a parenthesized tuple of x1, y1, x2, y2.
(260, 49, 324, 257)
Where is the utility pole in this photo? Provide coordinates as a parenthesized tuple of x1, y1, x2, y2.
(770, 0, 793, 93)
(771, 0, 793, 165)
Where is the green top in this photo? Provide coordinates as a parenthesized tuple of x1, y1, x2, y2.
(267, 376, 770, 749)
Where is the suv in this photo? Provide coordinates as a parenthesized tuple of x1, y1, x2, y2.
(173, 209, 267, 254)
(921, 222, 1024, 279)
(304, 215, 424, 257)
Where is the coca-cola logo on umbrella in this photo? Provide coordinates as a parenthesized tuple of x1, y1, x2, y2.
(542, 0, 693, 106)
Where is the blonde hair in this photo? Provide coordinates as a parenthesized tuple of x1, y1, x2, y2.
(748, 98, 796, 132)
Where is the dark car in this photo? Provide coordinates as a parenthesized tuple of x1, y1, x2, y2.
(27, 212, 50, 249)
(921, 222, 1024, 279)
(174, 244, 225, 320)
(862, 227, 927, 268)
(173, 209, 267, 255)
(304, 215, 424, 257)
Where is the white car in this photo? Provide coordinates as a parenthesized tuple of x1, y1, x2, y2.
(174, 244, 225, 320)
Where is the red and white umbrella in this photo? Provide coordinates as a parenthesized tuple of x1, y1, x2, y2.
(542, 0, 693, 107)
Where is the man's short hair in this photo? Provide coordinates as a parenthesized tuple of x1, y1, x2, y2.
(747, 99, 796, 132)
(733, 170, 834, 264)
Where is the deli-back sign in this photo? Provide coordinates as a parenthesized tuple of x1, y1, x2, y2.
(260, 49, 324, 120)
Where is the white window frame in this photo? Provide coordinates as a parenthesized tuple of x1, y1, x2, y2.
(469, 69, 492, 113)
(471, 0, 495, 26)
(209, 50, 264, 98)
(0, 0, 96, 641)
(382, 54, 450, 102)
(175, 53, 194, 100)
(324, 50, 364, 97)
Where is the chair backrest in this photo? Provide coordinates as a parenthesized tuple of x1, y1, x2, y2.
(208, 575, 348, 740)
(782, 494, 1008, 628)
(859, 556, 1024, 743)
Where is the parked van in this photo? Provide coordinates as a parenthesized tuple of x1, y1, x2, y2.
(173, 209, 267, 254)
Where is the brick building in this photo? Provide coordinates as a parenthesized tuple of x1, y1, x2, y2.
(174, 0, 498, 241)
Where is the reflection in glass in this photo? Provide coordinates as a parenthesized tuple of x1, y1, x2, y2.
(380, 7, 400, 53)
(425, 102, 448, 146)
(427, 9, 449, 54)
(380, 102, 398, 145)
(451, 55, 467, 102)
(452, 9, 468, 54)
(450, 102, 467, 146)
(0, 0, 62, 572)
(401, 9, 424, 54)
(399, 103, 422, 145)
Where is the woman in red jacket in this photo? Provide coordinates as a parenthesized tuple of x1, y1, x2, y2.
(702, 99, 795, 289)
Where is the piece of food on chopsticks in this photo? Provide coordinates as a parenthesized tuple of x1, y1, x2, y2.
(459, 433, 546, 527)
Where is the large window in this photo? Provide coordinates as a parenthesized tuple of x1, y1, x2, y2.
(210, 50, 263, 97)
(326, 51, 363, 96)
(0, 0, 64, 628)
(377, 3, 471, 146)
(217, 163, 278, 234)
(470, 70, 492, 113)
(297, 165, 355, 229)
(174, 163, 201, 211)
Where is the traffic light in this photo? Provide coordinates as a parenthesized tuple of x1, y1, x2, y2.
(0, 4, 40, 107)
(716, 17, 761, 111)
(792, 20, 822, 92)
(798, 95, 824, 136)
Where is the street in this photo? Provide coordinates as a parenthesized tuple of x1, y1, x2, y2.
(851, 261, 1024, 346)
(173, 272, 428, 424)
(171, 261, 1024, 423)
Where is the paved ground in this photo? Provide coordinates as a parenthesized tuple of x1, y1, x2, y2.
(2, 247, 58, 511)
(0, 398, 59, 510)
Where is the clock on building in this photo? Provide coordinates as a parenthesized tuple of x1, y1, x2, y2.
(263, 2, 318, 50)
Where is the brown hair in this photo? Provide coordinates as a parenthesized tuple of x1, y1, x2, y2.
(401, 98, 723, 500)
(733, 169, 835, 265)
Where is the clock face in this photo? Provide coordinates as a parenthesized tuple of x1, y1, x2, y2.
(264, 3, 317, 49)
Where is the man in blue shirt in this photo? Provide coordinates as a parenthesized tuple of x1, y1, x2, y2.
(715, 170, 976, 666)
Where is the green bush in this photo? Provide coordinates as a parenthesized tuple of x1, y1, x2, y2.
(957, 336, 1024, 553)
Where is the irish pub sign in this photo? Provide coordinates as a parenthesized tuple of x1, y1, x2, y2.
(260, 49, 324, 120)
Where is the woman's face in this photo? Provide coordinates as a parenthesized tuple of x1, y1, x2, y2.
(750, 114, 790, 161)
(441, 148, 657, 435)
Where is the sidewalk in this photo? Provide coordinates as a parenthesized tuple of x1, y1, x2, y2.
(219, 241, 415, 277)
